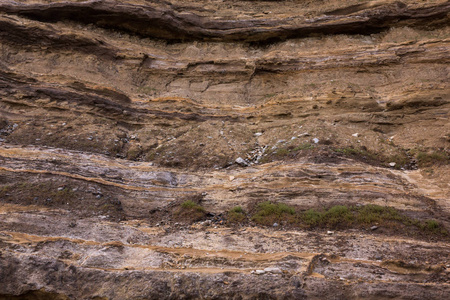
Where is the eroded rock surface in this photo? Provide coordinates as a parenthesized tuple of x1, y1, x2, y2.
(0, 0, 449, 299)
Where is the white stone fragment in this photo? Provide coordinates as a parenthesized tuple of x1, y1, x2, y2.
(264, 267, 282, 274)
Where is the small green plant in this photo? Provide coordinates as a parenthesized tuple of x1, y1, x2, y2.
(230, 206, 244, 213)
(181, 200, 204, 211)
(321, 205, 353, 226)
(228, 206, 246, 224)
(425, 219, 439, 230)
(252, 201, 296, 225)
(302, 209, 322, 226)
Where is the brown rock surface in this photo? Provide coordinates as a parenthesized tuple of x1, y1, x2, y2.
(0, 0, 449, 299)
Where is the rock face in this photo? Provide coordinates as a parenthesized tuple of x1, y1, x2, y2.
(0, 1, 449, 299)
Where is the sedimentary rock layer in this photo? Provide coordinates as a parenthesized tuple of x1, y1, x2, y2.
(0, 0, 449, 299)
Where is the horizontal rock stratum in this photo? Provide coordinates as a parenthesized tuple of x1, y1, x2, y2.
(0, 1, 449, 299)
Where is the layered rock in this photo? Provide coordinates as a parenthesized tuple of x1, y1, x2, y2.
(0, 0, 449, 299)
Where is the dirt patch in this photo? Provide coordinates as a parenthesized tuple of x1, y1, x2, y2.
(0, 171, 125, 221)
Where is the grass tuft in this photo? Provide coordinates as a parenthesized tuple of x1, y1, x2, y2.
(228, 206, 246, 224)
(416, 151, 450, 168)
(181, 200, 205, 211)
(175, 200, 206, 223)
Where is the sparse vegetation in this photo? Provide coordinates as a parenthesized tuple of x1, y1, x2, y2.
(386, 153, 410, 169)
(416, 151, 449, 168)
(0, 185, 10, 197)
(137, 86, 157, 94)
(302, 205, 354, 227)
(261, 143, 315, 163)
(301, 204, 446, 234)
(293, 143, 313, 151)
(425, 219, 440, 230)
(334, 147, 412, 169)
(127, 145, 143, 160)
(334, 147, 375, 158)
(227, 206, 246, 224)
(275, 148, 290, 156)
(356, 204, 404, 224)
(264, 93, 277, 99)
(229, 202, 449, 236)
(318, 205, 354, 226)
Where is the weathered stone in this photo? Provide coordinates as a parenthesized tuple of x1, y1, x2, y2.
(264, 267, 282, 274)
(235, 157, 248, 167)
